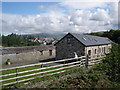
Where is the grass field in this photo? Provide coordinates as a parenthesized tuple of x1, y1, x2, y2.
(2, 66, 82, 88)
(1, 62, 78, 88)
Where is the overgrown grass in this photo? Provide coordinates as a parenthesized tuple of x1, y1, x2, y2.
(1, 62, 79, 88)
(6, 63, 119, 88)
(3, 66, 83, 88)
(20, 64, 119, 88)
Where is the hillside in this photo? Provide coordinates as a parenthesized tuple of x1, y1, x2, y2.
(2, 30, 120, 47)
(22, 33, 65, 40)
(2, 33, 65, 47)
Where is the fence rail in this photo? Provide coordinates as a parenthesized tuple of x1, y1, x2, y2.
(0, 55, 105, 87)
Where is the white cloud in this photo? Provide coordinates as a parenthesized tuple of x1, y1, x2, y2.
(2, 1, 119, 35)
(90, 9, 110, 21)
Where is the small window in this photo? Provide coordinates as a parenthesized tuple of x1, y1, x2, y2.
(49, 50, 52, 56)
(88, 50, 91, 56)
(95, 49, 97, 54)
(104, 47, 106, 53)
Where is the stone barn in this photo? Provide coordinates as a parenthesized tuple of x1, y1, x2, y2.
(55, 33, 113, 60)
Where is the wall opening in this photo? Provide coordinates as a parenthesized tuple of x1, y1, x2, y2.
(49, 50, 52, 56)
(104, 47, 106, 53)
(88, 50, 91, 56)
(95, 49, 97, 54)
(40, 50, 43, 55)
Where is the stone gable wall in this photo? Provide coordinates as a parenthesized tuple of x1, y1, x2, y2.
(56, 34, 85, 60)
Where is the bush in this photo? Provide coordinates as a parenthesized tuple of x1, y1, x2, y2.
(100, 44, 120, 82)
(6, 59, 12, 65)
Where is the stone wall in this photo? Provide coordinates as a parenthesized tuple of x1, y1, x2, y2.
(1, 46, 55, 65)
(56, 34, 85, 60)
(85, 44, 112, 59)
(55, 33, 112, 60)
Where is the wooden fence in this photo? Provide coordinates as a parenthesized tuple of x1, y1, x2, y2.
(0, 55, 104, 87)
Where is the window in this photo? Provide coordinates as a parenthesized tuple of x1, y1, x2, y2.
(49, 50, 52, 56)
(95, 49, 97, 54)
(88, 50, 91, 56)
(104, 47, 106, 53)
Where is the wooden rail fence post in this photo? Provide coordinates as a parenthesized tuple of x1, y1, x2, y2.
(16, 68, 18, 86)
(41, 64, 43, 76)
(79, 58, 80, 67)
(85, 55, 89, 68)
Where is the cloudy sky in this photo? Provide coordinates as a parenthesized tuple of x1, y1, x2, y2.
(2, 0, 119, 35)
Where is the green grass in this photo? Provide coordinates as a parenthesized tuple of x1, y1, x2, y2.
(1, 63, 77, 87)
(3, 66, 82, 88)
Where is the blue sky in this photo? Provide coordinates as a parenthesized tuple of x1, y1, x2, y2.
(2, 1, 119, 35)
(2, 2, 63, 14)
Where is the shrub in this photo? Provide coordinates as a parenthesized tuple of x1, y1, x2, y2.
(5, 59, 12, 65)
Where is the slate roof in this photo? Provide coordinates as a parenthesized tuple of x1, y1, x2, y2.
(70, 33, 113, 46)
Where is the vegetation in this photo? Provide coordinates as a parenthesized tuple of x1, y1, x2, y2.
(1, 33, 65, 47)
(2, 33, 40, 47)
(95, 44, 120, 83)
(28, 33, 65, 40)
(5, 59, 12, 65)
(2, 30, 120, 47)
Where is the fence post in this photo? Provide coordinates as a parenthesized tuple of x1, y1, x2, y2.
(16, 68, 18, 86)
(41, 64, 43, 76)
(79, 58, 81, 67)
(85, 55, 89, 68)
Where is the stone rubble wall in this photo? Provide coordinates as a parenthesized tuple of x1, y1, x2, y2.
(1, 45, 55, 65)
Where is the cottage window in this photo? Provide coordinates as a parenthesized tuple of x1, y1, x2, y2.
(104, 47, 106, 53)
(49, 50, 52, 56)
(88, 50, 91, 56)
(95, 49, 97, 54)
